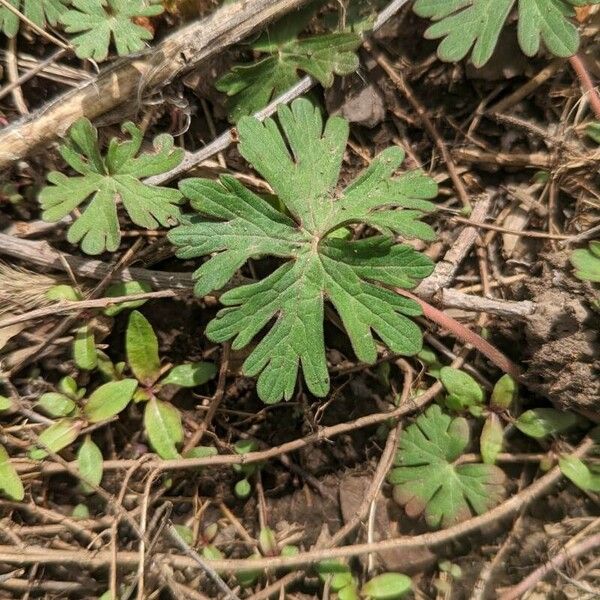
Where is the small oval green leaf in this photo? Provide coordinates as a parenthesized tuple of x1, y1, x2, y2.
(77, 435, 103, 494)
(46, 284, 82, 302)
(84, 379, 138, 423)
(183, 446, 218, 459)
(234, 478, 251, 499)
(0, 395, 13, 412)
(0, 444, 24, 500)
(160, 362, 217, 388)
(491, 374, 518, 409)
(103, 280, 152, 317)
(515, 408, 579, 439)
(559, 455, 600, 493)
(126, 311, 161, 385)
(361, 572, 413, 599)
(144, 398, 183, 459)
(440, 367, 484, 410)
(73, 325, 97, 371)
(29, 419, 81, 460)
(37, 393, 77, 418)
(480, 413, 504, 465)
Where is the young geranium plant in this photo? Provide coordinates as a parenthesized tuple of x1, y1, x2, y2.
(389, 404, 506, 528)
(39, 118, 184, 255)
(169, 98, 438, 404)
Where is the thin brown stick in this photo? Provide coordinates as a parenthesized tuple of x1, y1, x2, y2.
(451, 216, 571, 239)
(6, 37, 28, 115)
(15, 382, 443, 477)
(499, 531, 600, 600)
(367, 41, 472, 210)
(1, 438, 593, 573)
(183, 343, 230, 452)
(0, 290, 182, 328)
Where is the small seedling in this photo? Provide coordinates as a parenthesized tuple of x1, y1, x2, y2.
(123, 310, 217, 459)
(61, 0, 164, 61)
(170, 98, 438, 404)
(413, 0, 600, 68)
(232, 438, 261, 498)
(40, 118, 183, 255)
(217, 5, 361, 121)
(46, 279, 152, 371)
(389, 404, 506, 528)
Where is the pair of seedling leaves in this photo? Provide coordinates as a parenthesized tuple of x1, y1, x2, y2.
(389, 366, 582, 529)
(25, 310, 216, 485)
(0, 0, 162, 61)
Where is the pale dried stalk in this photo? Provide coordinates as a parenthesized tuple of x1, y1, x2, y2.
(0, 0, 311, 168)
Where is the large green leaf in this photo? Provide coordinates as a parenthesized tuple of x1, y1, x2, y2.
(169, 98, 437, 404)
(126, 310, 161, 385)
(144, 397, 184, 459)
(39, 118, 183, 255)
(60, 0, 164, 61)
(0, 445, 24, 500)
(217, 7, 360, 121)
(413, 0, 594, 67)
(83, 379, 138, 423)
(389, 405, 506, 528)
(0, 0, 68, 38)
(559, 455, 600, 493)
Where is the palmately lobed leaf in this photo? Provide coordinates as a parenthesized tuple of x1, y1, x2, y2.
(389, 405, 506, 528)
(169, 98, 437, 404)
(40, 118, 183, 255)
(61, 0, 164, 61)
(216, 6, 361, 122)
(0, 0, 69, 38)
(413, 0, 590, 68)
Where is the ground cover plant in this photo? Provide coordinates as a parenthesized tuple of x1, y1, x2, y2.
(0, 0, 599, 598)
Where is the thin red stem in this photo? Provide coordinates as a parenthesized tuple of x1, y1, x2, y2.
(569, 54, 600, 119)
(397, 289, 521, 379)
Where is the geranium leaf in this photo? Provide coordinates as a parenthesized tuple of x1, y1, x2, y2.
(389, 405, 506, 528)
(413, 0, 594, 68)
(60, 0, 164, 62)
(39, 118, 183, 255)
(83, 379, 138, 423)
(169, 98, 437, 404)
(126, 310, 161, 385)
(0, 0, 69, 38)
(217, 7, 360, 121)
(144, 397, 184, 459)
